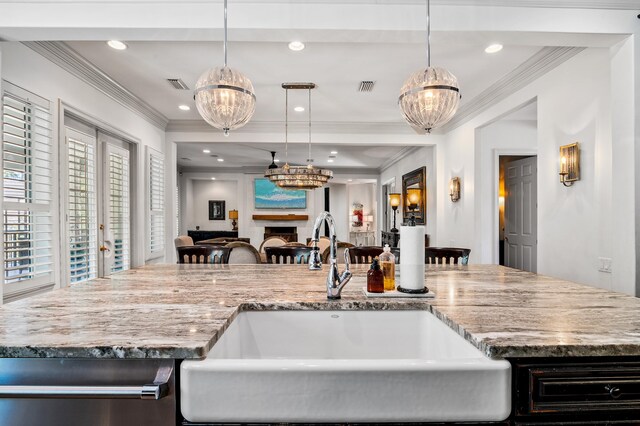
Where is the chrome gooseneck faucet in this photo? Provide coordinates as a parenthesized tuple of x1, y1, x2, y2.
(309, 211, 352, 299)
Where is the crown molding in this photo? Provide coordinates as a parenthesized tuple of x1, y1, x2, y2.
(5, 1, 636, 9)
(23, 41, 169, 129)
(379, 146, 427, 173)
(178, 165, 380, 175)
(429, 0, 639, 8)
(166, 119, 414, 135)
(439, 46, 585, 133)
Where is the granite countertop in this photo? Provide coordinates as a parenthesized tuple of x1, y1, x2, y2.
(0, 264, 639, 360)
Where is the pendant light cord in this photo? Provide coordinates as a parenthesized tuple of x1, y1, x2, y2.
(308, 88, 312, 165)
(426, 0, 431, 67)
(223, 0, 228, 67)
(285, 88, 289, 164)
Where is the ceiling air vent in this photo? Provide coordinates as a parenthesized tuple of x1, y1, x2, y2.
(358, 81, 375, 92)
(167, 78, 189, 90)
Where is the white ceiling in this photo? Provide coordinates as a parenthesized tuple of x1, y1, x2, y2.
(5, 0, 629, 171)
(177, 142, 410, 169)
(66, 40, 541, 123)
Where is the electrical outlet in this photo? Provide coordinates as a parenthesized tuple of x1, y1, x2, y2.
(598, 257, 612, 273)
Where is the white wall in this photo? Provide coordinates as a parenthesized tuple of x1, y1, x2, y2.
(379, 145, 438, 244)
(1, 43, 168, 283)
(178, 171, 378, 247)
(431, 46, 635, 295)
(347, 183, 376, 232)
(188, 179, 238, 231)
(474, 118, 538, 263)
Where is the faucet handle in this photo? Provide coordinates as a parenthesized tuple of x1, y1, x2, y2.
(309, 246, 322, 270)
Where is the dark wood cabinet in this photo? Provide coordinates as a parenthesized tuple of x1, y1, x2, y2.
(187, 230, 238, 243)
(511, 357, 640, 424)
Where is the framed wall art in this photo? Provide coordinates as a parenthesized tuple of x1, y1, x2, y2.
(209, 200, 226, 220)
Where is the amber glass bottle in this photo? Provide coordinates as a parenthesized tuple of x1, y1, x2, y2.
(379, 245, 396, 291)
(367, 257, 384, 293)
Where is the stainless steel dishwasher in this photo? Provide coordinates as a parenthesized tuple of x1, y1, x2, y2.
(0, 358, 176, 425)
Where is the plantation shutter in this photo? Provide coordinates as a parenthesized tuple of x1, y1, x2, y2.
(67, 128, 97, 283)
(148, 148, 164, 259)
(106, 144, 130, 273)
(2, 84, 54, 289)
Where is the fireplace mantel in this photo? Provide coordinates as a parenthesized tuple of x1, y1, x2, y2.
(252, 214, 309, 221)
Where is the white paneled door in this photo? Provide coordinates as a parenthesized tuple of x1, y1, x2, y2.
(504, 156, 537, 272)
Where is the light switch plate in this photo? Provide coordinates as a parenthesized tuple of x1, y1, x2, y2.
(598, 257, 612, 273)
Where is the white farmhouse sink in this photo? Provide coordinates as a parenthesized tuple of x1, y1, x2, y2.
(181, 310, 511, 423)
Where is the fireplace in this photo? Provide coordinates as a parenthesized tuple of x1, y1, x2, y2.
(264, 226, 298, 242)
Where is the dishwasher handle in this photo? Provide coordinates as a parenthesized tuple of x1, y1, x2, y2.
(0, 383, 169, 400)
(0, 363, 172, 400)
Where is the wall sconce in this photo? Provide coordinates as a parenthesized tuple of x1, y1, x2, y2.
(389, 193, 401, 232)
(229, 209, 239, 231)
(449, 177, 461, 202)
(559, 142, 580, 187)
(406, 187, 422, 225)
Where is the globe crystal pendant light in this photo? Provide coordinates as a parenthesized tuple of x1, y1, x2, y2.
(398, 0, 461, 133)
(195, 0, 256, 136)
(264, 83, 333, 190)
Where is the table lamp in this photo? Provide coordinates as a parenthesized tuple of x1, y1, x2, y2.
(229, 209, 238, 231)
(389, 193, 401, 232)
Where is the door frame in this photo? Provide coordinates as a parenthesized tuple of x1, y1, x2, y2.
(492, 149, 537, 265)
(58, 101, 141, 287)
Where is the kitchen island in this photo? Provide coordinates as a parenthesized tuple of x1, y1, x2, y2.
(1, 264, 640, 424)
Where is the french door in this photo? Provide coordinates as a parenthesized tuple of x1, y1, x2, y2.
(64, 126, 131, 284)
(100, 137, 130, 276)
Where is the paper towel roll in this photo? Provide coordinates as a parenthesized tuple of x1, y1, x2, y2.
(399, 225, 425, 290)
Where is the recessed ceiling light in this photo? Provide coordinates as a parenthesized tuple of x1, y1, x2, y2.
(211, 177, 216, 180)
(178, 104, 191, 111)
(348, 179, 353, 182)
(485, 44, 503, 54)
(330, 151, 338, 155)
(288, 41, 305, 51)
(217, 158, 224, 162)
(327, 159, 334, 163)
(202, 149, 211, 154)
(274, 159, 280, 163)
(107, 40, 128, 50)
(294, 106, 305, 112)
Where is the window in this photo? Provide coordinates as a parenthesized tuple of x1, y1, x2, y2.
(66, 128, 97, 283)
(147, 148, 164, 259)
(2, 84, 54, 290)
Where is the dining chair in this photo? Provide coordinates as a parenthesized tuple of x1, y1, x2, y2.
(225, 241, 261, 264)
(424, 247, 471, 265)
(258, 236, 288, 253)
(348, 246, 384, 265)
(264, 246, 313, 264)
(284, 242, 306, 247)
(309, 236, 332, 255)
(321, 242, 355, 264)
(177, 246, 232, 264)
(174, 235, 194, 261)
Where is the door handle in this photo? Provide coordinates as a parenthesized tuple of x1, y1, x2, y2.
(99, 245, 110, 252)
(0, 364, 172, 400)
